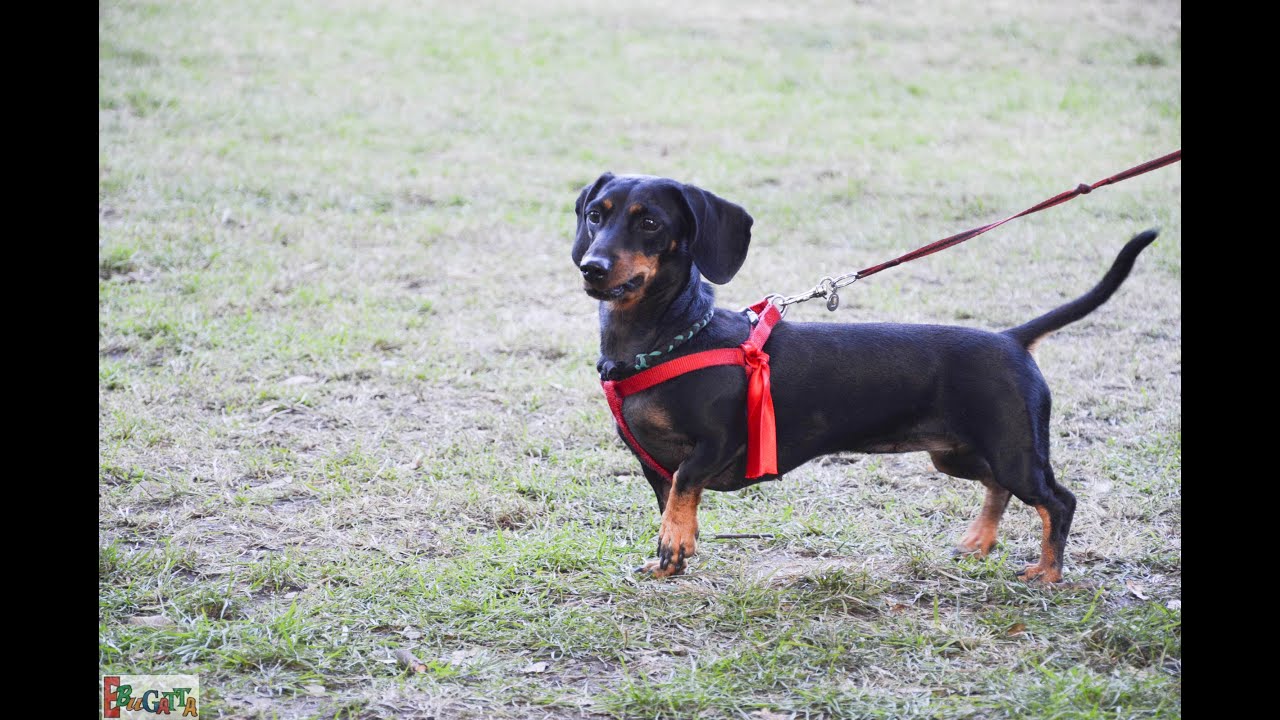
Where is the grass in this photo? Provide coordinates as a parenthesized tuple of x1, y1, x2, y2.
(100, 0, 1180, 717)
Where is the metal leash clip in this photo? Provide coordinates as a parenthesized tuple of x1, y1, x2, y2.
(819, 277, 839, 311)
(762, 271, 861, 316)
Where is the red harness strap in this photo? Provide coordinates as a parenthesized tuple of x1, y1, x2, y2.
(600, 299, 782, 481)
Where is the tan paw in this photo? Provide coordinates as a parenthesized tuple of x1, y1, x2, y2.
(1017, 563, 1063, 584)
(635, 557, 685, 578)
(952, 534, 996, 558)
(641, 513, 696, 577)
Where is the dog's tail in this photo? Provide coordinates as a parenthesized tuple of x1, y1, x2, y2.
(1004, 229, 1159, 349)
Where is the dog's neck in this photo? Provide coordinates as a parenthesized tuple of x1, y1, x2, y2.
(597, 269, 716, 375)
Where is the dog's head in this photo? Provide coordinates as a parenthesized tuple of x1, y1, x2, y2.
(571, 173, 753, 306)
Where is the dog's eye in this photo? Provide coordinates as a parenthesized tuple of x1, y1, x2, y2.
(586, 210, 602, 224)
(639, 218, 661, 232)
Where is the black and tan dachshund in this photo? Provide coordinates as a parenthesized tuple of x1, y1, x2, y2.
(572, 172, 1156, 582)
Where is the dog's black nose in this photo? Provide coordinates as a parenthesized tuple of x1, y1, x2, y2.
(580, 259, 610, 283)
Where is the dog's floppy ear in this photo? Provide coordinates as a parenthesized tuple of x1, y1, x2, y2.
(679, 184, 753, 284)
(572, 172, 615, 265)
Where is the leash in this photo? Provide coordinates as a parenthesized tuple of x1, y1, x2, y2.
(768, 149, 1182, 313)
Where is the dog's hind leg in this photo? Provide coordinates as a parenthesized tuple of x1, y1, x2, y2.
(931, 449, 1010, 558)
(1016, 466, 1075, 584)
(986, 450, 1072, 584)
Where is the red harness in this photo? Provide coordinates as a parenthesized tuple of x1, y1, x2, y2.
(600, 298, 782, 481)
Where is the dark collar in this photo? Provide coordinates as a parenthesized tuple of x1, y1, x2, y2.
(598, 308, 716, 381)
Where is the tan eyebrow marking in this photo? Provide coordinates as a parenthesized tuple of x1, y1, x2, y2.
(628, 203, 645, 215)
(601, 198, 613, 210)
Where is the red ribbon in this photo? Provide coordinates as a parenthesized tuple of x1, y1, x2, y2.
(741, 340, 776, 477)
(741, 300, 780, 478)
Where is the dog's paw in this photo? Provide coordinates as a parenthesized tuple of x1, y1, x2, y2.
(952, 539, 996, 558)
(1016, 563, 1063, 584)
(635, 516, 698, 579)
(657, 519, 697, 567)
(635, 558, 685, 578)
(953, 522, 999, 558)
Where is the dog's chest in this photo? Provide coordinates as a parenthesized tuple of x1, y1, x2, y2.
(621, 393, 693, 457)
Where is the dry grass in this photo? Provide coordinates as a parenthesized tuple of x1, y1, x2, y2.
(101, 1, 1180, 717)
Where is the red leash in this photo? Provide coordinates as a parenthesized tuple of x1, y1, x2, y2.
(857, 149, 1182, 279)
(773, 149, 1182, 310)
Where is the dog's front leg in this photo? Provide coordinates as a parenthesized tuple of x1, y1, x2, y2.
(637, 439, 733, 578)
(635, 477, 701, 578)
(641, 466, 672, 515)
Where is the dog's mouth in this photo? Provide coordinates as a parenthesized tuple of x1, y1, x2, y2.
(585, 274, 647, 301)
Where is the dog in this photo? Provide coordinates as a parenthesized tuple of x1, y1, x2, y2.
(571, 172, 1156, 582)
